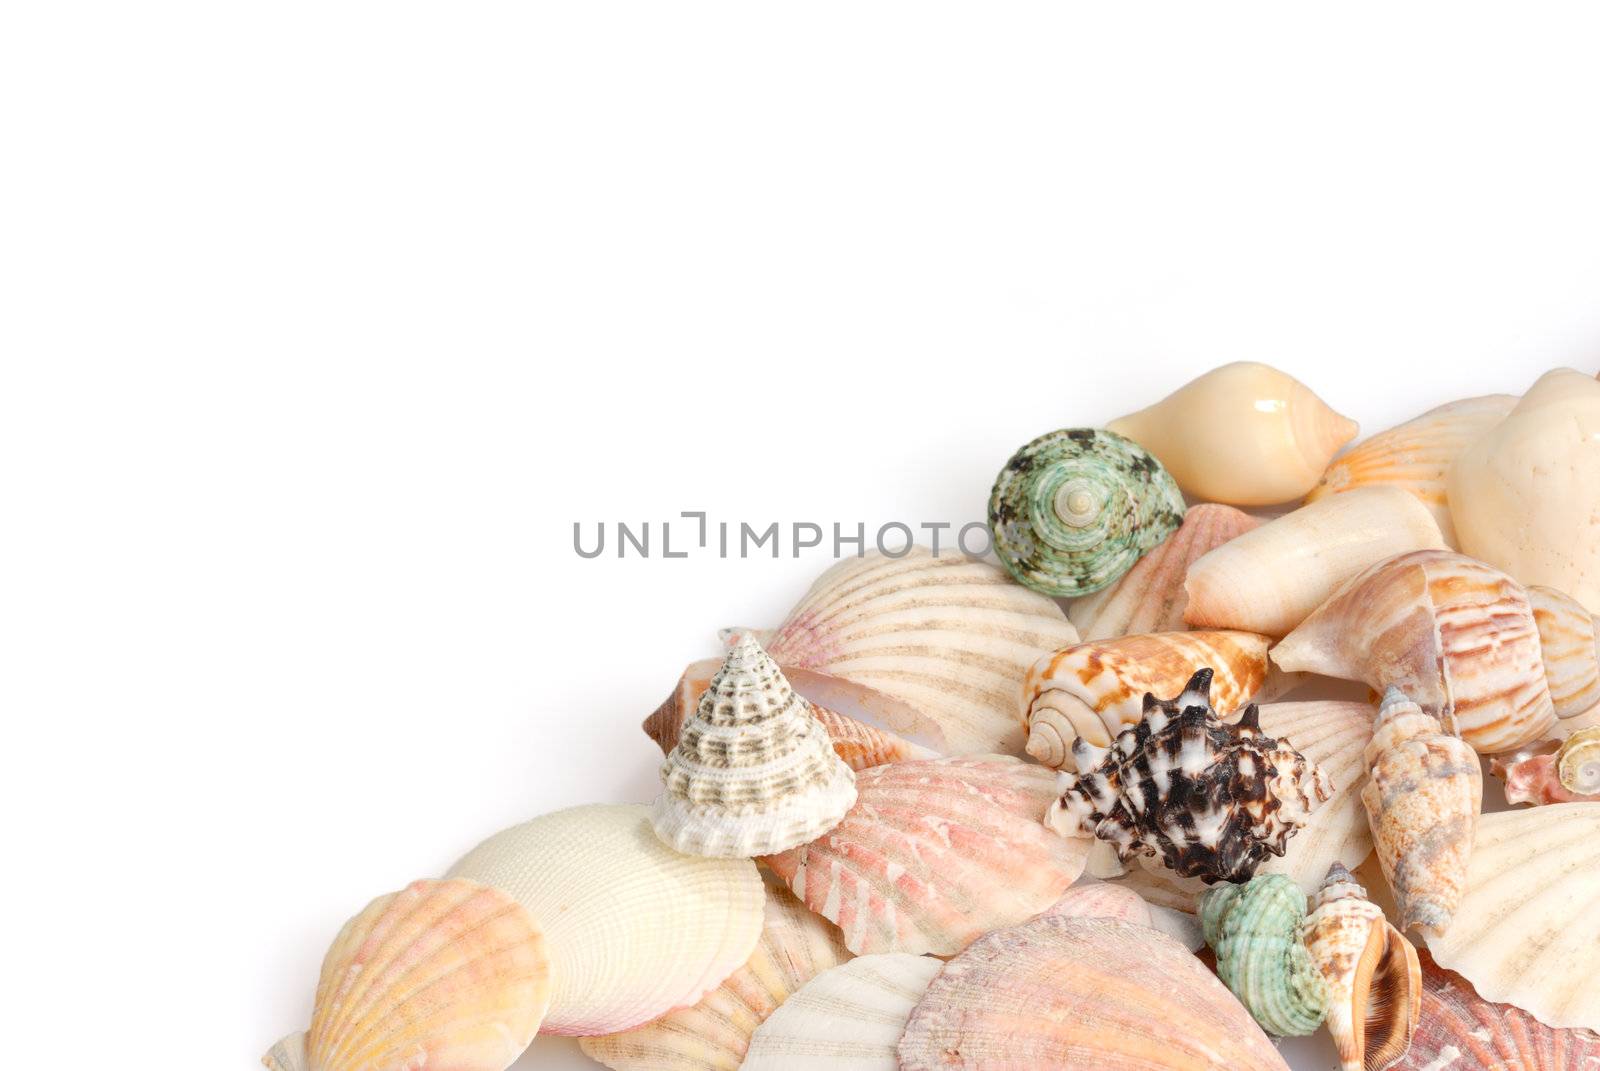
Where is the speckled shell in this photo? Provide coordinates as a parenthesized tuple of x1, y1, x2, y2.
(899, 916, 1290, 1070)
(262, 879, 552, 1071)
(763, 548, 1083, 754)
(765, 757, 1091, 956)
(988, 427, 1186, 598)
(1183, 487, 1447, 638)
(1425, 804, 1600, 1033)
(1069, 503, 1261, 640)
(1200, 874, 1330, 1037)
(579, 874, 850, 1071)
(1308, 393, 1518, 548)
(1022, 629, 1272, 768)
(446, 804, 765, 1036)
(1106, 361, 1359, 506)
(1047, 669, 1334, 885)
(651, 636, 857, 857)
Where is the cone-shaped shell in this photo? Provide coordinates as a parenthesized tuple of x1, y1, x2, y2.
(898, 916, 1290, 1070)
(1557, 726, 1600, 794)
(764, 548, 1082, 754)
(446, 803, 764, 1035)
(1425, 803, 1600, 1033)
(1449, 369, 1600, 614)
(262, 879, 552, 1071)
(1308, 394, 1519, 548)
(1069, 502, 1261, 640)
(765, 757, 1091, 956)
(578, 874, 849, 1071)
(1360, 688, 1481, 937)
(1200, 874, 1330, 1037)
(739, 953, 940, 1070)
(1022, 629, 1272, 768)
(1106, 361, 1358, 506)
(651, 637, 857, 857)
(1184, 487, 1447, 638)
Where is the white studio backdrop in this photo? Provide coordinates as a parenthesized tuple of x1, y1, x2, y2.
(2, 4, 1599, 1068)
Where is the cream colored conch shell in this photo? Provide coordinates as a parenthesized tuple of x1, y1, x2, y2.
(1557, 726, 1600, 794)
(1361, 688, 1482, 937)
(579, 874, 850, 1071)
(446, 803, 764, 1035)
(1183, 486, 1447, 638)
(762, 548, 1082, 754)
(1106, 361, 1358, 506)
(1069, 502, 1260, 640)
(1307, 394, 1518, 548)
(1021, 629, 1271, 768)
(262, 879, 552, 1071)
(1424, 803, 1600, 1033)
(1272, 549, 1600, 754)
(1449, 369, 1600, 614)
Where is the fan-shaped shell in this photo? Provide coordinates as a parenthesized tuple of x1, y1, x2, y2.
(764, 548, 1082, 754)
(1307, 393, 1518, 548)
(987, 427, 1186, 598)
(897, 916, 1290, 1070)
(764, 757, 1091, 956)
(262, 879, 552, 1071)
(1038, 881, 1154, 925)
(739, 953, 940, 1070)
(1106, 361, 1358, 506)
(579, 874, 850, 1071)
(445, 803, 764, 1035)
(1424, 804, 1600, 1033)
(1200, 875, 1329, 1037)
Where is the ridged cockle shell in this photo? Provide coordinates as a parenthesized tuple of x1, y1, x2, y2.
(1200, 874, 1330, 1037)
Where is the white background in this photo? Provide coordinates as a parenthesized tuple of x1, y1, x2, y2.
(4, 5, 1598, 1068)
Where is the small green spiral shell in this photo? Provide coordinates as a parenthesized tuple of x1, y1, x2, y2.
(1200, 874, 1329, 1037)
(988, 428, 1186, 597)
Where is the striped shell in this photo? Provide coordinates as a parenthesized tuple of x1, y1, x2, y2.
(1558, 726, 1600, 794)
(764, 757, 1091, 956)
(740, 953, 940, 1070)
(1200, 874, 1330, 1037)
(987, 427, 1186, 598)
(1037, 882, 1154, 925)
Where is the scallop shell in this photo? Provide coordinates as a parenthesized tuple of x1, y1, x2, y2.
(1307, 393, 1518, 548)
(764, 757, 1091, 956)
(1037, 881, 1154, 925)
(1449, 369, 1600, 615)
(1069, 502, 1262, 640)
(445, 803, 765, 1035)
(897, 916, 1290, 1070)
(1390, 950, 1600, 1070)
(1183, 487, 1447, 638)
(1200, 874, 1329, 1037)
(1557, 726, 1600, 794)
(1361, 687, 1482, 937)
(764, 548, 1083, 754)
(262, 879, 552, 1071)
(739, 953, 941, 1070)
(1106, 361, 1359, 506)
(1022, 629, 1272, 768)
(987, 427, 1186, 598)
(1425, 803, 1600, 1032)
(652, 636, 857, 857)
(578, 874, 850, 1071)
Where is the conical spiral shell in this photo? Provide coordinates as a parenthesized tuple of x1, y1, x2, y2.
(262, 879, 552, 1071)
(1307, 393, 1518, 548)
(1106, 361, 1358, 506)
(764, 548, 1082, 754)
(1022, 629, 1271, 768)
(1557, 726, 1600, 794)
(764, 757, 1091, 956)
(445, 803, 765, 1035)
(987, 427, 1186, 598)
(1200, 874, 1330, 1037)
(897, 916, 1290, 1070)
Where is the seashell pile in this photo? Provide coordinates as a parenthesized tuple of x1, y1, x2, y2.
(264, 361, 1600, 1071)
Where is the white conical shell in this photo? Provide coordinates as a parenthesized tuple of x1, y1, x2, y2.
(446, 803, 765, 1036)
(1183, 486, 1447, 638)
(651, 637, 857, 857)
(1424, 803, 1600, 1033)
(738, 953, 941, 1070)
(764, 548, 1081, 755)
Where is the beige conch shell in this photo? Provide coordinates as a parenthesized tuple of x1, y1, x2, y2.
(1106, 361, 1358, 506)
(1021, 629, 1271, 768)
(1307, 394, 1518, 548)
(1449, 369, 1600, 615)
(1183, 486, 1447, 638)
